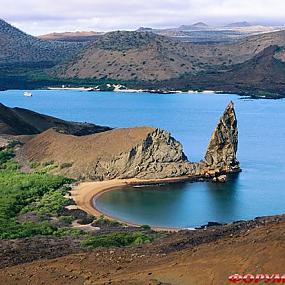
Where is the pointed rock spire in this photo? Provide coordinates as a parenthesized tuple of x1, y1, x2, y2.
(204, 101, 240, 172)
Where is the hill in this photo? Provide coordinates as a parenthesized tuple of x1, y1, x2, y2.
(54, 30, 285, 84)
(0, 103, 110, 136)
(53, 30, 243, 81)
(0, 18, 85, 67)
(38, 31, 102, 42)
(178, 22, 209, 30)
(206, 45, 285, 94)
(54, 31, 198, 81)
(148, 45, 285, 96)
(22, 127, 190, 180)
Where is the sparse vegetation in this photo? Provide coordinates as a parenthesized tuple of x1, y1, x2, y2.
(0, 149, 74, 239)
(60, 162, 73, 169)
(0, 148, 165, 250)
(141, 225, 151, 230)
(77, 214, 96, 225)
(0, 19, 85, 68)
(29, 161, 40, 169)
(80, 232, 153, 249)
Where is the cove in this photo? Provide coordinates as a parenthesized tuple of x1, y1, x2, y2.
(1, 90, 285, 227)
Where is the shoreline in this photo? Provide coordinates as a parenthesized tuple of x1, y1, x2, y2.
(2, 87, 284, 99)
(70, 176, 200, 232)
(3, 88, 283, 100)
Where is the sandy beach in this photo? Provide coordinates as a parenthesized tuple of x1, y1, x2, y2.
(70, 176, 196, 231)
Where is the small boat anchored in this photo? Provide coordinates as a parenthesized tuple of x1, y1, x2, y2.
(23, 91, 32, 97)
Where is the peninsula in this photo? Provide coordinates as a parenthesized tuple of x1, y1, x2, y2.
(22, 102, 240, 182)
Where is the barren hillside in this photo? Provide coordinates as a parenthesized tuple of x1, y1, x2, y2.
(22, 127, 191, 180)
(1, 215, 284, 285)
(0, 18, 85, 67)
(0, 103, 110, 136)
(55, 30, 285, 82)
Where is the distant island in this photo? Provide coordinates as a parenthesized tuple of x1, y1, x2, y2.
(1, 18, 285, 98)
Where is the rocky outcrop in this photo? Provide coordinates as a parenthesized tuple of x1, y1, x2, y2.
(204, 101, 240, 173)
(22, 102, 240, 181)
(88, 128, 192, 180)
(23, 127, 194, 180)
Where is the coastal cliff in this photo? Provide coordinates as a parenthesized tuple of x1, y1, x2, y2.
(22, 102, 240, 181)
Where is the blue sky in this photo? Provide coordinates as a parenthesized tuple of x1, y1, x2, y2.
(1, 0, 285, 35)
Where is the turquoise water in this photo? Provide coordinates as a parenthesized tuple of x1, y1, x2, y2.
(1, 90, 285, 228)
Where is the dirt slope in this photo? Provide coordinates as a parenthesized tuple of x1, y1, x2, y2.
(0, 103, 111, 136)
(143, 45, 285, 95)
(22, 127, 189, 180)
(55, 30, 285, 82)
(1, 216, 284, 285)
(24, 126, 156, 163)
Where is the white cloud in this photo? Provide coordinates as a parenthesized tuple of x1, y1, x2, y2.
(1, 0, 285, 35)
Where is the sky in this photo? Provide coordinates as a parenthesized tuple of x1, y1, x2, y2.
(1, 0, 285, 35)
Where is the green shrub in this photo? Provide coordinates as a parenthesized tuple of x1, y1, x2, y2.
(77, 214, 95, 225)
(22, 189, 71, 217)
(35, 161, 58, 174)
(42, 160, 55, 167)
(60, 162, 73, 169)
(58, 215, 75, 225)
(0, 150, 14, 164)
(0, 159, 19, 171)
(7, 140, 21, 148)
(0, 220, 56, 239)
(53, 227, 84, 238)
(140, 225, 151, 230)
(29, 161, 40, 169)
(0, 153, 73, 239)
(80, 232, 153, 249)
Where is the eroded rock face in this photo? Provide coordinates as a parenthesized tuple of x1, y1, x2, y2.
(22, 102, 240, 181)
(204, 101, 240, 173)
(88, 128, 191, 180)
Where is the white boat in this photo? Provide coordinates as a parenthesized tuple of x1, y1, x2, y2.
(23, 91, 32, 97)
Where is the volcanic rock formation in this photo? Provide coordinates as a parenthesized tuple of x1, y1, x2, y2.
(22, 102, 240, 181)
(204, 101, 239, 173)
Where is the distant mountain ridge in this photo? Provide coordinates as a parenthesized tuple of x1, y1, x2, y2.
(38, 21, 285, 44)
(39, 31, 103, 42)
(178, 22, 209, 30)
(226, 21, 253, 28)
